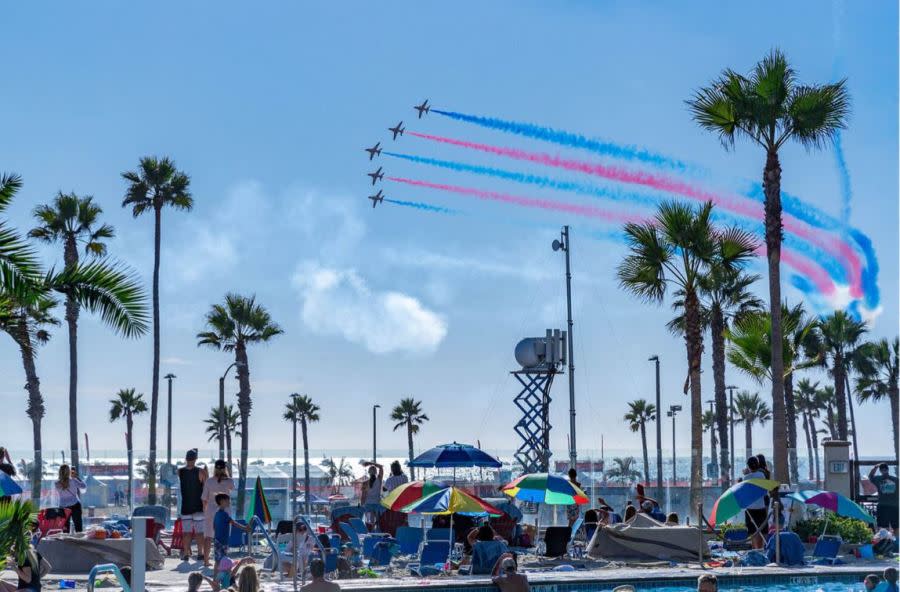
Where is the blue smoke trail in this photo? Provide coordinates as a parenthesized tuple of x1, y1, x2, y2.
(384, 151, 848, 283)
(431, 109, 693, 173)
(834, 131, 852, 226)
(384, 197, 458, 214)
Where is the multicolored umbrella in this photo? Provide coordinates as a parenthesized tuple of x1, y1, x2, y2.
(0, 472, 22, 497)
(401, 486, 503, 516)
(785, 490, 875, 524)
(709, 478, 781, 526)
(245, 476, 272, 524)
(381, 480, 445, 511)
(501, 473, 589, 505)
(409, 443, 502, 468)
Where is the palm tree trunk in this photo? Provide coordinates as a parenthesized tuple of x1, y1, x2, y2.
(126, 414, 134, 509)
(640, 422, 650, 484)
(834, 355, 848, 440)
(745, 420, 752, 457)
(64, 237, 80, 473)
(19, 320, 44, 505)
(684, 291, 704, 522)
(710, 310, 730, 489)
(763, 149, 788, 482)
(226, 426, 233, 472)
(845, 374, 860, 467)
(810, 413, 821, 486)
(147, 206, 162, 505)
(784, 373, 799, 484)
(407, 423, 415, 481)
(891, 385, 899, 462)
(801, 410, 813, 482)
(826, 403, 838, 440)
(235, 344, 251, 515)
(302, 419, 311, 517)
(292, 418, 297, 517)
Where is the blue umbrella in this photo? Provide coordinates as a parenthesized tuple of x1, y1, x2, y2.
(409, 442, 502, 468)
(0, 471, 23, 496)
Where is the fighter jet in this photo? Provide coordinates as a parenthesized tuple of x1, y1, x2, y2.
(414, 99, 430, 118)
(368, 189, 385, 208)
(388, 121, 405, 140)
(367, 166, 384, 185)
(364, 142, 382, 160)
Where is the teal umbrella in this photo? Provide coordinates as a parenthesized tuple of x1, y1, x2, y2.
(784, 490, 874, 524)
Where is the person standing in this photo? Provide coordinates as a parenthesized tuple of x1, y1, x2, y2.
(360, 462, 383, 525)
(55, 464, 86, 532)
(869, 464, 899, 529)
(202, 460, 235, 567)
(178, 449, 208, 561)
(383, 461, 408, 493)
(566, 469, 582, 527)
(742, 456, 768, 549)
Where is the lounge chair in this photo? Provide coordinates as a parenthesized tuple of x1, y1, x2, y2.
(425, 527, 453, 542)
(349, 517, 369, 536)
(568, 517, 586, 557)
(812, 535, 843, 565)
(542, 526, 571, 558)
(87, 563, 130, 592)
(470, 540, 509, 574)
(723, 527, 751, 551)
(395, 526, 424, 555)
(229, 519, 250, 552)
(408, 541, 451, 577)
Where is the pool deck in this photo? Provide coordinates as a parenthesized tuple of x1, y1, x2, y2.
(7, 556, 897, 591)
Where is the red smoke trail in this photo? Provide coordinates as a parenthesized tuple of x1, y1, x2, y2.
(389, 175, 836, 297)
(387, 177, 643, 224)
(409, 131, 861, 296)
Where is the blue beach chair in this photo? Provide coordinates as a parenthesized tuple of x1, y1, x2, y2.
(349, 517, 369, 535)
(396, 526, 424, 555)
(471, 540, 509, 574)
(409, 540, 451, 577)
(812, 535, 843, 565)
(425, 527, 453, 542)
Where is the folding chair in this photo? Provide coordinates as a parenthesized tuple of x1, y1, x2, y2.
(542, 526, 571, 558)
(812, 535, 843, 565)
(396, 526, 424, 555)
(408, 541, 451, 576)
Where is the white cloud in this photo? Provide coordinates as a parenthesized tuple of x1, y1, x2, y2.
(161, 356, 192, 366)
(291, 261, 447, 355)
(172, 225, 238, 282)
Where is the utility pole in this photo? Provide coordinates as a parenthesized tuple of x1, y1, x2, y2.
(668, 405, 682, 485)
(372, 404, 381, 463)
(727, 385, 737, 483)
(164, 373, 176, 509)
(553, 226, 577, 470)
(649, 355, 662, 498)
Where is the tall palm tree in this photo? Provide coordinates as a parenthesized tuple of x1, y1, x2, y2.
(197, 294, 283, 513)
(732, 391, 771, 455)
(856, 338, 899, 460)
(320, 457, 353, 490)
(109, 388, 148, 507)
(390, 398, 429, 480)
(796, 378, 822, 485)
(689, 49, 850, 483)
(701, 409, 718, 479)
(284, 394, 320, 516)
(203, 405, 241, 470)
(624, 399, 657, 484)
(817, 311, 867, 441)
(605, 457, 642, 484)
(618, 200, 755, 518)
(28, 192, 114, 472)
(726, 303, 818, 482)
(818, 386, 839, 440)
(122, 156, 193, 504)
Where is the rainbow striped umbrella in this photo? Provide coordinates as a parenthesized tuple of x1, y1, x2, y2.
(381, 480, 445, 511)
(709, 478, 780, 526)
(501, 473, 589, 505)
(401, 486, 503, 516)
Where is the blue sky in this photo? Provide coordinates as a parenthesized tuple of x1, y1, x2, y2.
(0, 1, 896, 462)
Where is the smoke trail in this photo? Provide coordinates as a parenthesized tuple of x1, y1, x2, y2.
(834, 132, 852, 226)
(384, 198, 458, 214)
(431, 109, 692, 173)
(408, 132, 864, 295)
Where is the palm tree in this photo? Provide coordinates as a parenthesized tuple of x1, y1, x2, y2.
(0, 174, 41, 295)
(203, 405, 241, 469)
(391, 398, 429, 480)
(320, 457, 353, 490)
(28, 192, 114, 472)
(0, 499, 34, 565)
(732, 391, 771, 455)
(856, 338, 899, 461)
(689, 49, 850, 483)
(122, 156, 193, 504)
(624, 399, 657, 484)
(796, 378, 822, 485)
(726, 303, 818, 482)
(605, 457, 642, 484)
(618, 200, 755, 518)
(109, 388, 148, 507)
(284, 394, 320, 516)
(701, 408, 718, 479)
(817, 311, 867, 442)
(818, 386, 839, 440)
(197, 293, 283, 513)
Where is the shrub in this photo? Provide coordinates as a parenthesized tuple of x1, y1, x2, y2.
(793, 514, 872, 544)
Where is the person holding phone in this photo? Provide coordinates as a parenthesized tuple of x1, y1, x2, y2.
(55, 464, 86, 532)
(869, 463, 899, 529)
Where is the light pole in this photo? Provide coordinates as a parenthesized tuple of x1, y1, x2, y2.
(667, 404, 682, 485)
(372, 404, 381, 463)
(727, 385, 737, 482)
(164, 373, 176, 508)
(553, 226, 578, 470)
(649, 355, 662, 497)
(219, 362, 244, 462)
(290, 393, 299, 518)
(706, 399, 718, 482)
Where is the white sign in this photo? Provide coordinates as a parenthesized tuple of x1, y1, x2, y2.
(830, 461, 848, 474)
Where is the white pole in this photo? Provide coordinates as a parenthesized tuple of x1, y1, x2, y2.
(131, 517, 147, 592)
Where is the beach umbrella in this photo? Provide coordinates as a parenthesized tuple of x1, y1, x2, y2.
(409, 442, 502, 469)
(785, 490, 875, 524)
(0, 472, 22, 497)
(501, 473, 589, 505)
(709, 478, 781, 526)
(245, 476, 272, 524)
(380, 480, 445, 511)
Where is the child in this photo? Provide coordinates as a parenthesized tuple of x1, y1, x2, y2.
(202, 557, 253, 592)
(212, 494, 249, 566)
(865, 574, 882, 591)
(188, 572, 204, 592)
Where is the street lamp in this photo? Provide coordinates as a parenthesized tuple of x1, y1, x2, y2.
(219, 362, 245, 462)
(164, 373, 176, 508)
(553, 226, 578, 470)
(667, 404, 682, 485)
(706, 399, 718, 482)
(372, 404, 381, 463)
(727, 385, 737, 482)
(648, 355, 662, 497)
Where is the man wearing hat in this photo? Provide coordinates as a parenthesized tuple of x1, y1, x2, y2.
(178, 448, 208, 561)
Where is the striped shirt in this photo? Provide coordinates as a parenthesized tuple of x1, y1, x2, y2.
(384, 473, 408, 493)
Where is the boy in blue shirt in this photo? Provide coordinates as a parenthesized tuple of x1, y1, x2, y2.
(213, 493, 249, 566)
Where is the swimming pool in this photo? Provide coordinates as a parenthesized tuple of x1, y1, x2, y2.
(592, 583, 866, 592)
